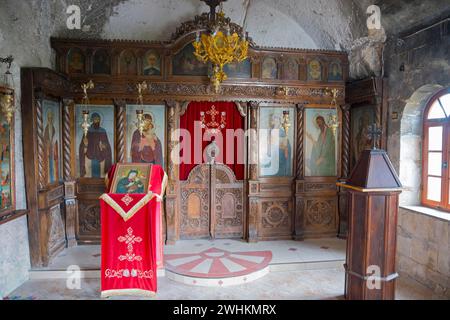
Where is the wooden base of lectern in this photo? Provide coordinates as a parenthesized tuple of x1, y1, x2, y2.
(338, 148, 403, 300)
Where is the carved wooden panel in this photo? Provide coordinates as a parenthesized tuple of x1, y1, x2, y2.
(214, 164, 244, 239)
(180, 165, 210, 239)
(259, 199, 293, 239)
(21, 67, 70, 267)
(180, 164, 244, 239)
(77, 201, 101, 240)
(47, 204, 65, 258)
(302, 197, 338, 237)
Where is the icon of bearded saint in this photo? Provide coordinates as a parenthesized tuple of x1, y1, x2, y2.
(130, 113, 163, 166)
(79, 112, 112, 178)
(307, 115, 336, 176)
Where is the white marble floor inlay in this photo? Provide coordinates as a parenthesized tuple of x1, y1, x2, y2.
(229, 253, 265, 263)
(220, 258, 247, 272)
(190, 258, 213, 274)
(166, 255, 202, 267)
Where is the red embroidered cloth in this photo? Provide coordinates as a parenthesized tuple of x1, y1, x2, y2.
(100, 164, 167, 298)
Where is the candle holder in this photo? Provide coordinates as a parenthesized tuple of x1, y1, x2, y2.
(81, 110, 90, 138)
(282, 110, 291, 135)
(0, 91, 14, 125)
(0, 55, 15, 124)
(136, 81, 148, 106)
(80, 80, 94, 138)
(325, 87, 340, 136)
(136, 109, 145, 136)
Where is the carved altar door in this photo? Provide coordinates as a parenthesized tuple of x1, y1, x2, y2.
(180, 163, 244, 239)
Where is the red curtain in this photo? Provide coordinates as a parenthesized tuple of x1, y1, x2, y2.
(179, 101, 245, 180)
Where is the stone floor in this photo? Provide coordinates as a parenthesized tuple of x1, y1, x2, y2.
(6, 238, 446, 300)
(35, 238, 347, 271)
(6, 268, 445, 300)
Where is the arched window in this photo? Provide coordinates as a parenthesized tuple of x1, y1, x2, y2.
(422, 88, 450, 211)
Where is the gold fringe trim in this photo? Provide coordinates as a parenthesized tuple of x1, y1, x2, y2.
(99, 193, 155, 222)
(101, 289, 156, 298)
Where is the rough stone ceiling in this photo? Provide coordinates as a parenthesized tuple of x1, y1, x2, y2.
(55, 0, 370, 50)
(54, 0, 449, 49)
(2, 0, 448, 55)
(356, 0, 450, 35)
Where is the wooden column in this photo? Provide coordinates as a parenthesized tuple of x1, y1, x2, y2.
(339, 149, 402, 300)
(114, 99, 126, 163)
(165, 100, 182, 244)
(63, 99, 77, 247)
(294, 104, 305, 240)
(338, 103, 351, 239)
(247, 101, 259, 242)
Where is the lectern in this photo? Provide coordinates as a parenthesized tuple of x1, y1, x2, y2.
(337, 148, 402, 300)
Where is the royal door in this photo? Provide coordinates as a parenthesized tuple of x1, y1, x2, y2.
(180, 163, 244, 239)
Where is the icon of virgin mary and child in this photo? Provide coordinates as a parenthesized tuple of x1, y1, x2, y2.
(130, 113, 163, 166)
(115, 170, 145, 194)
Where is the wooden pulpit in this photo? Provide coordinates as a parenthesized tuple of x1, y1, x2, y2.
(337, 149, 402, 300)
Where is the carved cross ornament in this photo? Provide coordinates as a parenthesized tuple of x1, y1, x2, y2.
(368, 123, 382, 150)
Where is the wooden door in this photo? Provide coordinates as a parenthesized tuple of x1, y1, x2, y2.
(180, 164, 244, 239)
(213, 164, 244, 238)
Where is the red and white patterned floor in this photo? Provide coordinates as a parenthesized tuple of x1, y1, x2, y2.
(164, 247, 272, 279)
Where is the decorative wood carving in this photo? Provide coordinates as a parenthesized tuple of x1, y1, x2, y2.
(180, 164, 244, 239)
(78, 201, 101, 236)
(259, 199, 293, 239)
(45, 19, 349, 244)
(302, 197, 338, 236)
(63, 99, 74, 180)
(164, 99, 180, 244)
(114, 99, 126, 163)
(64, 181, 78, 247)
(21, 68, 69, 267)
(47, 204, 65, 260)
(248, 101, 259, 181)
(248, 198, 259, 241)
(305, 199, 335, 227)
(180, 165, 210, 239)
(294, 197, 304, 240)
(214, 165, 244, 239)
(296, 104, 305, 179)
(262, 201, 290, 228)
(247, 101, 260, 242)
(35, 98, 45, 190)
(341, 77, 388, 240)
(341, 104, 351, 179)
(234, 101, 247, 117)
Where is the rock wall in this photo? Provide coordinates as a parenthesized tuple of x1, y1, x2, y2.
(397, 208, 449, 298)
(385, 19, 450, 172)
(386, 18, 450, 298)
(0, 216, 30, 298)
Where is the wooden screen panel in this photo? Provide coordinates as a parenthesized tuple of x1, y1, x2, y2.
(180, 165, 210, 239)
(213, 164, 244, 239)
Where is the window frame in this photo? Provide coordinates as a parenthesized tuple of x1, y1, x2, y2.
(422, 88, 450, 212)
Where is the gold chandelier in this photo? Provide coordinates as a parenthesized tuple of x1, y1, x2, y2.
(193, 0, 249, 93)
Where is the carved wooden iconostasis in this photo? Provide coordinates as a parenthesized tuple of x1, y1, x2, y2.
(337, 77, 388, 239)
(20, 12, 353, 267)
